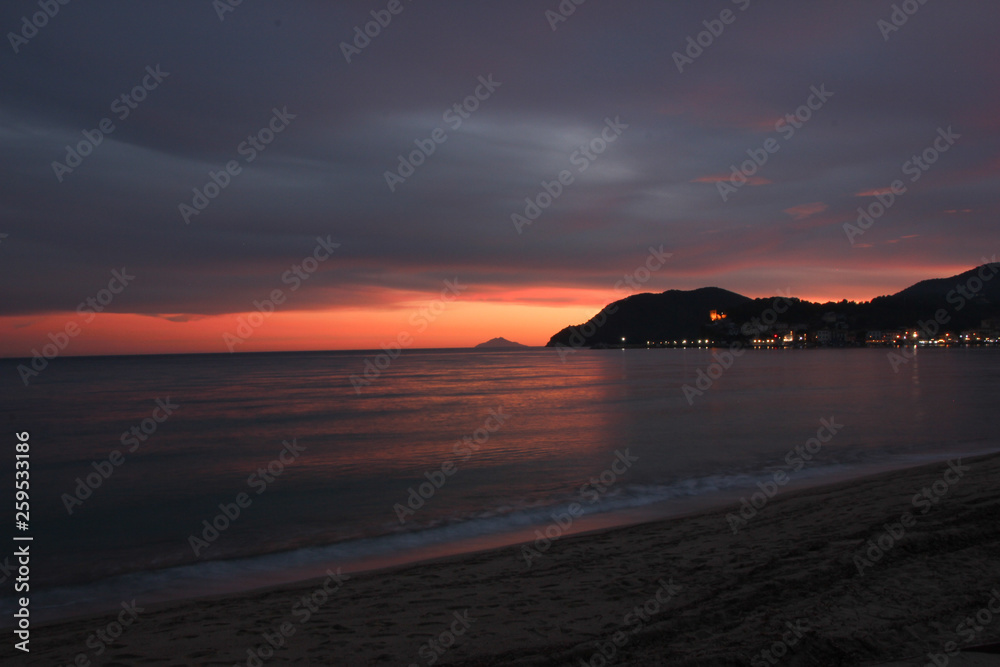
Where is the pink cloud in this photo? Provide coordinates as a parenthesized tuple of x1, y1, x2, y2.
(692, 174, 771, 186)
(854, 187, 895, 197)
(783, 202, 828, 220)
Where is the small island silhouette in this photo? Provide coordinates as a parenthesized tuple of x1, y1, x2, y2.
(475, 337, 528, 349)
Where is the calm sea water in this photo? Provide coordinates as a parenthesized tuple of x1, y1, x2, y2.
(2, 347, 998, 623)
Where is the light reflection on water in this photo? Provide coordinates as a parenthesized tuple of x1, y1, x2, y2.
(1, 347, 997, 621)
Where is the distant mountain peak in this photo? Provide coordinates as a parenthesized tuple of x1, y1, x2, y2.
(475, 337, 527, 348)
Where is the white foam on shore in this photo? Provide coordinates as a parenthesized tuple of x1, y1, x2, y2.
(12, 447, 996, 627)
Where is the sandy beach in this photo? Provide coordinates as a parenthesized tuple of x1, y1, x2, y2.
(11, 452, 1000, 666)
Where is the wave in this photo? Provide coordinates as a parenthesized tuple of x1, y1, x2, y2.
(7, 446, 994, 626)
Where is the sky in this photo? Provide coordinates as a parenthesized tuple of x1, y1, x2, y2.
(1, 0, 999, 356)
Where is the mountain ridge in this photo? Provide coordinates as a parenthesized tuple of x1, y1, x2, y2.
(546, 263, 1000, 348)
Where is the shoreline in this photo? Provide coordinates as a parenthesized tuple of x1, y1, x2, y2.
(15, 450, 978, 628)
(14, 451, 1000, 666)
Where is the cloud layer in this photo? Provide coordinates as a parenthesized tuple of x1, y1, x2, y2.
(2, 1, 998, 351)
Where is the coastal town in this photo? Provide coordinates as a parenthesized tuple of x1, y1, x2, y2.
(644, 311, 1000, 348)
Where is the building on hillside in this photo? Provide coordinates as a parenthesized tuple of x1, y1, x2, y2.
(813, 329, 833, 345)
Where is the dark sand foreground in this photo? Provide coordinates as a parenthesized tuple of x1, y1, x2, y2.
(9, 453, 1000, 666)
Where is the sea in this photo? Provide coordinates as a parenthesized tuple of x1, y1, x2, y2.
(2, 346, 998, 625)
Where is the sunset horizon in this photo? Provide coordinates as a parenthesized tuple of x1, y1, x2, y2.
(3, 261, 992, 358)
(5, 2, 1000, 664)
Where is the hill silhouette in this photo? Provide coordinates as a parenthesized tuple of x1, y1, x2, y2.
(546, 263, 1000, 347)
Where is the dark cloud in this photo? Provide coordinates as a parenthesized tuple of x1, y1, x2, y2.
(2, 0, 999, 317)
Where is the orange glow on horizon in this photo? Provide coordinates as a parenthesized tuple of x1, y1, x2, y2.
(1, 264, 985, 358)
(0, 299, 607, 358)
